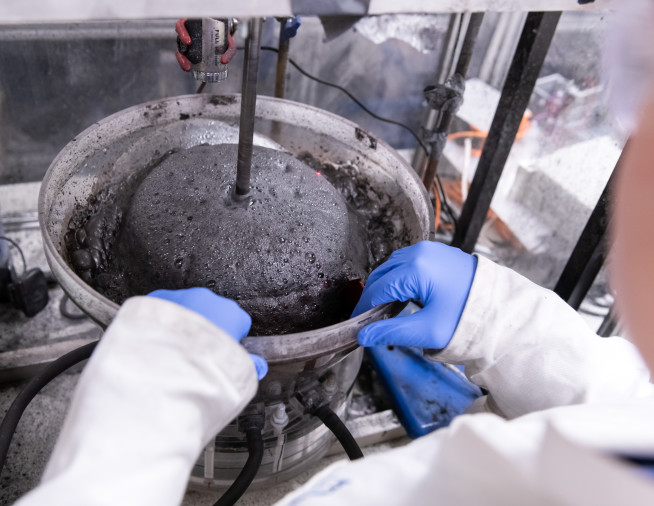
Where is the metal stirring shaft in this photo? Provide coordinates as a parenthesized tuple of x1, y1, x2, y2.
(235, 18, 263, 197)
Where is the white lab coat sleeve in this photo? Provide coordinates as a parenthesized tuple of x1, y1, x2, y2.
(273, 399, 654, 506)
(427, 255, 652, 419)
(15, 296, 258, 506)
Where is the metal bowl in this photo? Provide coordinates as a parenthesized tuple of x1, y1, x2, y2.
(39, 93, 432, 352)
(38, 94, 433, 485)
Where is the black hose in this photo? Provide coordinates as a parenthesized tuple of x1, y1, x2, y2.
(313, 404, 364, 461)
(0, 341, 98, 477)
(214, 426, 264, 506)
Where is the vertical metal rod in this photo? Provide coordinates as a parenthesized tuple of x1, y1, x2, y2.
(412, 13, 462, 173)
(421, 12, 484, 193)
(479, 13, 510, 84)
(235, 18, 263, 197)
(562, 233, 606, 311)
(274, 23, 290, 99)
(436, 13, 463, 85)
(411, 108, 435, 175)
(554, 158, 621, 309)
(493, 12, 528, 88)
(451, 12, 561, 252)
(203, 441, 215, 480)
(453, 12, 483, 77)
(420, 148, 442, 192)
(447, 13, 471, 81)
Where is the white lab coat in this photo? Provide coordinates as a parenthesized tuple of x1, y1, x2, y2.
(15, 256, 654, 505)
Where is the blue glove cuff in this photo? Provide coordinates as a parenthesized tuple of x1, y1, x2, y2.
(445, 253, 477, 346)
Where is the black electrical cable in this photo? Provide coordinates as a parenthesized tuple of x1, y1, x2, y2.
(0, 340, 98, 477)
(262, 47, 427, 151)
(259, 46, 458, 228)
(214, 426, 264, 506)
(0, 235, 27, 277)
(59, 293, 87, 320)
(313, 404, 363, 460)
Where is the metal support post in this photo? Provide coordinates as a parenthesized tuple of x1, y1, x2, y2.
(452, 12, 483, 78)
(436, 13, 464, 86)
(274, 23, 290, 98)
(421, 12, 484, 192)
(411, 12, 462, 173)
(557, 230, 607, 311)
(554, 156, 622, 310)
(235, 18, 263, 197)
(451, 11, 561, 252)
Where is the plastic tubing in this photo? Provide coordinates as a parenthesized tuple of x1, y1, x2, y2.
(0, 341, 98, 477)
(313, 404, 363, 461)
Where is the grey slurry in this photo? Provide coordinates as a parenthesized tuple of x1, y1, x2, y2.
(65, 144, 409, 335)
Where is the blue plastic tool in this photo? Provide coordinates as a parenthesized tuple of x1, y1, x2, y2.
(368, 344, 482, 439)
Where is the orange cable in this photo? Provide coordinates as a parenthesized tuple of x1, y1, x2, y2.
(447, 130, 488, 140)
(432, 184, 442, 232)
(446, 112, 533, 157)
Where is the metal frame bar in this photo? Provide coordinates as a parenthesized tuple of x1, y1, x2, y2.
(274, 21, 291, 99)
(436, 13, 464, 85)
(421, 12, 484, 193)
(451, 11, 561, 253)
(553, 159, 620, 310)
(411, 12, 463, 173)
(0, 1, 610, 23)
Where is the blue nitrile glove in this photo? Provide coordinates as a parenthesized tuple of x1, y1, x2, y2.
(352, 241, 477, 350)
(147, 288, 268, 380)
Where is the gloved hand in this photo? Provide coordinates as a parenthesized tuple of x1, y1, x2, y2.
(148, 288, 268, 379)
(175, 19, 237, 72)
(352, 241, 477, 350)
